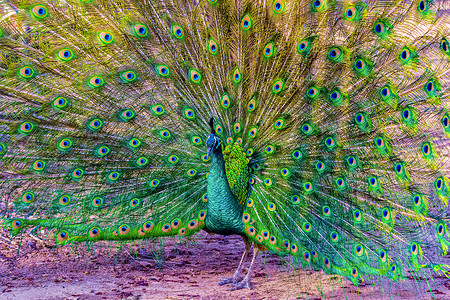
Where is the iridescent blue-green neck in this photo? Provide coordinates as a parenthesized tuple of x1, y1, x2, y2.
(205, 146, 244, 236)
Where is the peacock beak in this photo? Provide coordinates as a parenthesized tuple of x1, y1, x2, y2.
(206, 147, 212, 159)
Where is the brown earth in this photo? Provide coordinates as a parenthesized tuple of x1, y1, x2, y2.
(1, 231, 449, 300)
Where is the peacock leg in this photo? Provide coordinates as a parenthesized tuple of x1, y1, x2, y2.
(228, 244, 260, 290)
(219, 235, 251, 285)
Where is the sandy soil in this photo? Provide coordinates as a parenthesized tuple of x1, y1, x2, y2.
(1, 231, 449, 300)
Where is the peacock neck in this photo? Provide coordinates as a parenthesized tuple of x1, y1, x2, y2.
(206, 146, 245, 236)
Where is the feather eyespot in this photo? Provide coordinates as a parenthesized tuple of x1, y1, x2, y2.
(128, 138, 141, 149)
(312, 0, 325, 10)
(247, 98, 257, 112)
(323, 258, 331, 269)
(208, 38, 218, 54)
(89, 227, 101, 238)
(303, 251, 311, 262)
(418, 0, 427, 13)
(269, 235, 277, 245)
(437, 223, 445, 236)
(107, 171, 120, 182)
(33, 160, 46, 171)
(18, 122, 34, 135)
(189, 69, 202, 84)
(88, 76, 105, 88)
(233, 68, 242, 83)
(95, 146, 110, 157)
(171, 219, 181, 229)
(373, 21, 385, 35)
(31, 5, 48, 19)
(274, 118, 285, 130)
(161, 224, 171, 233)
(298, 40, 309, 53)
(98, 31, 113, 44)
(0, 142, 6, 157)
(247, 198, 254, 207)
(72, 168, 84, 179)
(303, 222, 311, 232)
(215, 124, 223, 134)
(119, 225, 130, 235)
(292, 195, 300, 204)
(187, 169, 197, 176)
(12, 219, 24, 229)
(234, 123, 241, 133)
(248, 127, 258, 138)
(441, 38, 450, 55)
(353, 210, 362, 221)
(18, 66, 36, 79)
(171, 24, 184, 39)
(183, 108, 196, 120)
(280, 168, 290, 177)
(265, 145, 275, 154)
(435, 177, 444, 190)
(220, 93, 231, 109)
(292, 150, 302, 160)
(330, 232, 339, 242)
(268, 202, 276, 211)
(168, 155, 179, 164)
(345, 6, 357, 21)
(327, 47, 342, 61)
(355, 244, 364, 256)
(59, 195, 71, 206)
(410, 243, 419, 255)
(57, 48, 74, 61)
(92, 197, 103, 208)
(242, 213, 250, 223)
(241, 14, 252, 30)
(246, 226, 256, 236)
(52, 96, 69, 109)
(56, 231, 69, 242)
(156, 65, 170, 77)
(188, 220, 199, 229)
(198, 211, 206, 220)
(264, 42, 275, 58)
(143, 221, 154, 232)
(121, 70, 137, 83)
(391, 264, 397, 273)
(336, 178, 345, 188)
(129, 198, 140, 208)
(272, 80, 284, 94)
(273, 0, 284, 13)
(133, 23, 148, 37)
(303, 182, 313, 192)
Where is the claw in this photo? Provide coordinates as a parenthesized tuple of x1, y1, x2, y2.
(228, 278, 252, 290)
(219, 277, 233, 286)
(219, 275, 243, 286)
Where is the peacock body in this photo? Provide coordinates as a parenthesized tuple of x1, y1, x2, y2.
(1, 0, 450, 291)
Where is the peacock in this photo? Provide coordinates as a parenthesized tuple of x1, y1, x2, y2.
(1, 0, 450, 292)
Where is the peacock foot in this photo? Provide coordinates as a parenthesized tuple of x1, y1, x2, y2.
(218, 274, 243, 286)
(227, 277, 252, 290)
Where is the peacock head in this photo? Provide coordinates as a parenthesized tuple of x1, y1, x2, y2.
(206, 117, 222, 158)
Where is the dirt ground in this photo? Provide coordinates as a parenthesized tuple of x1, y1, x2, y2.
(1, 231, 449, 300)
